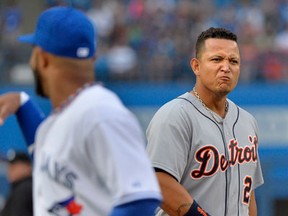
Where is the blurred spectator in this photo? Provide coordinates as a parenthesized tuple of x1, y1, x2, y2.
(274, 22, 288, 50)
(45, 0, 91, 10)
(0, 1, 22, 46)
(0, 151, 33, 216)
(260, 51, 285, 81)
(87, 1, 115, 38)
(106, 24, 138, 80)
(3, 0, 288, 83)
(0, 0, 22, 83)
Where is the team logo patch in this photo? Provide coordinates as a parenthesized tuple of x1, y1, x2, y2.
(48, 195, 82, 216)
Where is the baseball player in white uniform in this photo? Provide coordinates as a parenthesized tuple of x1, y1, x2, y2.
(0, 6, 162, 216)
(146, 27, 264, 216)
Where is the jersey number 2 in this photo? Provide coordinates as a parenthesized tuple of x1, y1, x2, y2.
(243, 176, 252, 204)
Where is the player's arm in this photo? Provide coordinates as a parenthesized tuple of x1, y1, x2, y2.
(249, 190, 257, 216)
(16, 92, 45, 147)
(109, 198, 160, 216)
(0, 92, 45, 148)
(0, 92, 21, 125)
(156, 170, 211, 216)
(88, 114, 162, 216)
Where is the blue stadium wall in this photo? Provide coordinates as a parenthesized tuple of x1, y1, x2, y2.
(0, 82, 288, 151)
(0, 82, 288, 215)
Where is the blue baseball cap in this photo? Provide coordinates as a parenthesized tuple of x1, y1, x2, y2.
(18, 6, 96, 59)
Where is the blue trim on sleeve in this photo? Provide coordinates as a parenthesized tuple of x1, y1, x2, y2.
(109, 198, 161, 216)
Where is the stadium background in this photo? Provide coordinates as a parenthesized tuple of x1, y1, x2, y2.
(0, 0, 288, 215)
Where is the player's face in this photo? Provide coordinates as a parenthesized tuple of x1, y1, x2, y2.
(30, 48, 48, 98)
(192, 38, 240, 96)
(33, 66, 47, 98)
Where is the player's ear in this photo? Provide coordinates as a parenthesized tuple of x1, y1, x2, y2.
(191, 58, 200, 76)
(36, 47, 50, 69)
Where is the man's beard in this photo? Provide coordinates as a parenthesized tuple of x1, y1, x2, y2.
(32, 68, 48, 98)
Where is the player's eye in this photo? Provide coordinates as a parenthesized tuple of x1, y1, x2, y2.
(230, 59, 239, 65)
(211, 58, 221, 62)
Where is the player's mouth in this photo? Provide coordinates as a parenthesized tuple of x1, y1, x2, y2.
(218, 76, 231, 82)
(218, 76, 231, 83)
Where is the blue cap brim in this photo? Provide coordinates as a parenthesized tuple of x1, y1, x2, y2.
(17, 33, 36, 44)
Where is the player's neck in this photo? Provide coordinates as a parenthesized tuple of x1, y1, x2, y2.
(191, 87, 228, 118)
(50, 81, 95, 113)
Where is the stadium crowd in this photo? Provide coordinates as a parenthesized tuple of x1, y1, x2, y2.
(1, 0, 288, 84)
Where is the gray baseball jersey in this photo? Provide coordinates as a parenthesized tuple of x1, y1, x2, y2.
(33, 84, 162, 216)
(146, 92, 264, 216)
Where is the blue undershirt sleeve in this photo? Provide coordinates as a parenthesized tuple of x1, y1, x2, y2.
(15, 97, 45, 148)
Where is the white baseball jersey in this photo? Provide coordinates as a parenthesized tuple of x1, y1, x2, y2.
(146, 92, 264, 216)
(33, 84, 162, 216)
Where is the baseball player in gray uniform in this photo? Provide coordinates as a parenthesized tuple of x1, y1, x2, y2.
(146, 27, 264, 216)
(0, 6, 162, 216)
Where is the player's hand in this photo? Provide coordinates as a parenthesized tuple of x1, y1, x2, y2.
(0, 92, 21, 125)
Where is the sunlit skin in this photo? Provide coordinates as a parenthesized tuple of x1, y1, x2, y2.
(8, 162, 32, 183)
(190, 38, 240, 117)
(30, 48, 48, 98)
(28, 46, 96, 109)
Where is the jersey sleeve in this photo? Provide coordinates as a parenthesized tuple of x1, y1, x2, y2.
(85, 112, 162, 207)
(251, 117, 264, 190)
(109, 198, 160, 216)
(146, 101, 192, 182)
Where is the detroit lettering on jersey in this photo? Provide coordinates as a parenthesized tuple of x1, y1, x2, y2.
(40, 153, 78, 189)
(191, 135, 258, 179)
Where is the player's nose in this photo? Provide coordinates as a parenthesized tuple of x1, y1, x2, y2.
(221, 61, 231, 73)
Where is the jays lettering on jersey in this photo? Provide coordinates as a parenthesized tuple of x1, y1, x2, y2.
(33, 85, 162, 216)
(147, 92, 264, 216)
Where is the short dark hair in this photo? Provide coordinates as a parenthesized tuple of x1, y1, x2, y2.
(195, 27, 238, 58)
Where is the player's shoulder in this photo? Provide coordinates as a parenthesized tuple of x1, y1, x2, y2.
(83, 84, 137, 118)
(63, 84, 133, 121)
(228, 99, 257, 122)
(80, 84, 121, 103)
(150, 92, 198, 124)
(156, 92, 197, 113)
(74, 84, 126, 111)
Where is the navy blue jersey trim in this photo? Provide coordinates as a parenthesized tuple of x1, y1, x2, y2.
(231, 106, 240, 216)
